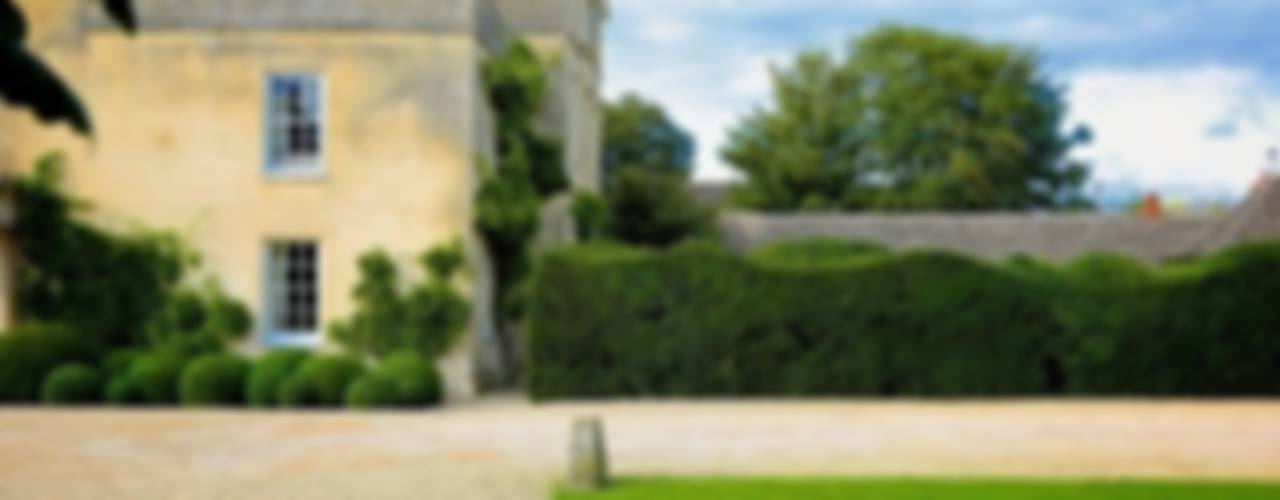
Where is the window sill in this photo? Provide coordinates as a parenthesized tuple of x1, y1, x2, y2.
(262, 331, 322, 350)
(264, 167, 327, 183)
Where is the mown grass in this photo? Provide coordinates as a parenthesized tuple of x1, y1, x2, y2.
(556, 478, 1280, 500)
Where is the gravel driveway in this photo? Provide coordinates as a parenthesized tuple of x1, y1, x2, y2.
(2, 398, 1279, 499)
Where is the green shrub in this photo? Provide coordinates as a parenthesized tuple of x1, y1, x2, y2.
(330, 246, 470, 360)
(571, 191, 609, 241)
(179, 354, 251, 406)
(276, 375, 315, 408)
(105, 375, 145, 405)
(528, 241, 1280, 398)
(604, 168, 716, 248)
(1062, 242, 1280, 395)
(749, 238, 889, 266)
(344, 374, 402, 409)
(128, 353, 186, 404)
(102, 349, 143, 378)
(0, 323, 94, 402)
(379, 351, 444, 407)
(278, 356, 367, 408)
(14, 153, 187, 349)
(146, 284, 253, 356)
(527, 244, 1055, 399)
(41, 364, 103, 404)
(246, 350, 311, 408)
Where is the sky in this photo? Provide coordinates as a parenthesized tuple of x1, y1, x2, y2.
(602, 0, 1280, 206)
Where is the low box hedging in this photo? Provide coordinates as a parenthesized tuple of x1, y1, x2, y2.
(179, 354, 251, 406)
(246, 350, 312, 408)
(345, 374, 402, 409)
(344, 351, 444, 409)
(41, 364, 103, 404)
(278, 355, 367, 408)
(526, 241, 1280, 399)
(0, 323, 95, 402)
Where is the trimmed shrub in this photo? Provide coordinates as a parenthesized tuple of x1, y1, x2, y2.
(278, 356, 367, 408)
(527, 244, 1056, 399)
(344, 374, 402, 409)
(276, 375, 316, 408)
(0, 323, 94, 402)
(105, 375, 145, 405)
(379, 351, 444, 407)
(128, 353, 186, 404)
(246, 350, 311, 408)
(41, 364, 103, 404)
(527, 241, 1280, 399)
(179, 354, 251, 406)
(102, 349, 143, 378)
(1062, 242, 1280, 395)
(749, 238, 889, 266)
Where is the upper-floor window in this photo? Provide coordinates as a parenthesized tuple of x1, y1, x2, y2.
(266, 74, 323, 175)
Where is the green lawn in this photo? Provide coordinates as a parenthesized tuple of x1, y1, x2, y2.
(556, 478, 1280, 500)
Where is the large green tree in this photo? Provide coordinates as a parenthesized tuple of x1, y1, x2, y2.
(1, 0, 134, 135)
(723, 25, 1092, 212)
(602, 93, 695, 184)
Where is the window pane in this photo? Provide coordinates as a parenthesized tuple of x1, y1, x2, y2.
(269, 241, 318, 334)
(267, 74, 322, 170)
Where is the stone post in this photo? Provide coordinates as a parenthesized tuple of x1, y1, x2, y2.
(567, 416, 608, 490)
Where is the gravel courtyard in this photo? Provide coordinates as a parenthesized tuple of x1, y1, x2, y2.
(1, 399, 1278, 500)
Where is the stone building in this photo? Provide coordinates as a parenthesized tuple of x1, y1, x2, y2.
(0, 0, 609, 399)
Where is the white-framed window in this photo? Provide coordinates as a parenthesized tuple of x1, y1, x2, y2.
(265, 73, 324, 176)
(264, 240, 320, 346)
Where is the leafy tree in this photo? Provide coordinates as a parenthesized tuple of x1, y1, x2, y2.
(602, 93, 695, 183)
(1, 0, 134, 134)
(723, 25, 1092, 212)
(573, 169, 716, 248)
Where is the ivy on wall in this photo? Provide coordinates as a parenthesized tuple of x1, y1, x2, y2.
(475, 41, 567, 331)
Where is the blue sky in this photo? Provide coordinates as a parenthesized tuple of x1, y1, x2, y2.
(602, 0, 1280, 204)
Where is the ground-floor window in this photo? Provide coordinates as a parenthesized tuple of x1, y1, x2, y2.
(265, 240, 319, 345)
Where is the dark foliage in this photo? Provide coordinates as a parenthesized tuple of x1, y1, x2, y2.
(527, 242, 1280, 399)
(0, 0, 134, 134)
(179, 354, 251, 406)
(0, 323, 94, 401)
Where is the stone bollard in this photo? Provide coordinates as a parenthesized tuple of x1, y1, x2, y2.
(568, 416, 609, 490)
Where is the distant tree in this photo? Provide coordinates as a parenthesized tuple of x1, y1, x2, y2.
(723, 25, 1092, 212)
(601, 168, 715, 248)
(602, 93, 695, 184)
(0, 0, 135, 135)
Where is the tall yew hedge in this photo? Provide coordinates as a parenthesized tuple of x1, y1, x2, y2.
(526, 241, 1280, 399)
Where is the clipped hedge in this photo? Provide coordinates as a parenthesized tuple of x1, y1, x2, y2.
(527, 241, 1280, 399)
(246, 350, 311, 408)
(345, 374, 402, 409)
(179, 354, 251, 406)
(41, 364, 103, 404)
(278, 355, 367, 408)
(0, 323, 94, 402)
(127, 353, 187, 405)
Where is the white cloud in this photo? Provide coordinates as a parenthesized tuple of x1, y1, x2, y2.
(637, 16, 697, 44)
(1067, 65, 1280, 200)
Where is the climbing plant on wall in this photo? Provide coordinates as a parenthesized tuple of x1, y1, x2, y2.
(474, 40, 566, 375)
